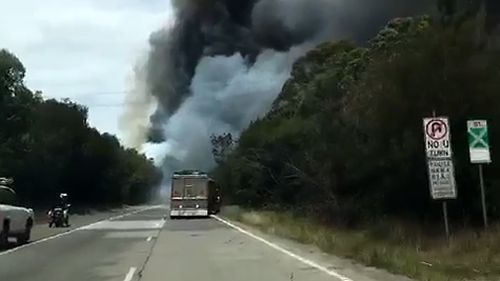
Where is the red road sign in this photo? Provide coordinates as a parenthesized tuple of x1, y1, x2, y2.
(423, 117, 453, 159)
(426, 119, 448, 140)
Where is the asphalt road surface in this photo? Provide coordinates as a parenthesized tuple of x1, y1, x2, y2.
(141, 216, 345, 281)
(29, 207, 150, 243)
(0, 206, 165, 281)
(0, 206, 410, 281)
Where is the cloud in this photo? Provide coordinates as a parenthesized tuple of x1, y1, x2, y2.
(0, 0, 173, 140)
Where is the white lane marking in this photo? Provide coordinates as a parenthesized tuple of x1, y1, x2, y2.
(81, 220, 165, 230)
(212, 215, 353, 281)
(146, 236, 152, 242)
(105, 231, 156, 239)
(124, 267, 137, 281)
(0, 205, 162, 257)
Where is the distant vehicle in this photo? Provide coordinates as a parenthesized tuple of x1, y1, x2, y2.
(48, 193, 70, 227)
(170, 170, 221, 219)
(0, 184, 34, 246)
(48, 207, 65, 228)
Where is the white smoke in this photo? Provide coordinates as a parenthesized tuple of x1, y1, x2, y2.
(119, 56, 156, 149)
(148, 45, 310, 195)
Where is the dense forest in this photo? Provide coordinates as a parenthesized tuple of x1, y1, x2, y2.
(0, 49, 161, 206)
(213, 3, 500, 226)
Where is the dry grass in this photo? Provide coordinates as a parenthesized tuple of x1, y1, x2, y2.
(223, 208, 500, 281)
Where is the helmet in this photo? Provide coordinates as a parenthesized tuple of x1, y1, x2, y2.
(60, 193, 68, 199)
(0, 177, 14, 186)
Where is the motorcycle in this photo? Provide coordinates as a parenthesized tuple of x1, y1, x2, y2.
(48, 204, 70, 228)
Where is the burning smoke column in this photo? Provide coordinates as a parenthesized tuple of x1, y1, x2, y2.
(119, 57, 155, 149)
(121, 0, 433, 191)
(143, 0, 258, 144)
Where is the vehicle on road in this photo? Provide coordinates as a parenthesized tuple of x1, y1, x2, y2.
(0, 181, 34, 246)
(48, 193, 71, 228)
(170, 171, 221, 219)
(48, 207, 65, 228)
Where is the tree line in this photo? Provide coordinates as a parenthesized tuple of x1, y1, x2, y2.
(212, 5, 500, 227)
(0, 49, 161, 207)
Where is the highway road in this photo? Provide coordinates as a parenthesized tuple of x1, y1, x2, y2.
(0, 206, 165, 281)
(0, 206, 410, 281)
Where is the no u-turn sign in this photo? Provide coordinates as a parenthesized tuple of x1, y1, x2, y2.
(423, 117, 452, 159)
(423, 116, 457, 200)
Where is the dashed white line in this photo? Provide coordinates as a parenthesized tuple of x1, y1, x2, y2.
(212, 215, 353, 281)
(0, 206, 162, 257)
(124, 267, 137, 281)
(146, 236, 152, 242)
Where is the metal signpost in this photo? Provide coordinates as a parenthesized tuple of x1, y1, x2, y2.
(467, 120, 491, 230)
(423, 117, 456, 239)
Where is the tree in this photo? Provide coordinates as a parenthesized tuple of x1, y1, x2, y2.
(210, 133, 235, 164)
(213, 15, 500, 225)
(0, 50, 40, 177)
(0, 49, 160, 206)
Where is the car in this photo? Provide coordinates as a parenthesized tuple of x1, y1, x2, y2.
(0, 186, 34, 246)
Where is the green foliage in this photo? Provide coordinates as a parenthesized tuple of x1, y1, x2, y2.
(213, 16, 500, 226)
(210, 133, 235, 165)
(229, 210, 500, 281)
(0, 49, 160, 206)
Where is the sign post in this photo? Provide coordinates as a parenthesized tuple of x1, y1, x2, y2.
(467, 120, 491, 231)
(423, 116, 456, 239)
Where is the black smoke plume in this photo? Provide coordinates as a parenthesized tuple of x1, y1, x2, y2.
(139, 0, 432, 144)
(120, 0, 436, 196)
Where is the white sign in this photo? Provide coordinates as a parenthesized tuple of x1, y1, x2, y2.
(423, 117, 452, 159)
(427, 159, 457, 199)
(467, 120, 491, 164)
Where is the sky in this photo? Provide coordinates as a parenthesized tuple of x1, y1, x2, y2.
(0, 0, 173, 143)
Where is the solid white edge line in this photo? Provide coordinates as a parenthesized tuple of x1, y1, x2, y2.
(124, 267, 137, 281)
(0, 205, 162, 257)
(212, 215, 353, 281)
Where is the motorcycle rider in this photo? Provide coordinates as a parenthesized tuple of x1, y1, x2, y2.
(48, 193, 70, 227)
(60, 193, 70, 226)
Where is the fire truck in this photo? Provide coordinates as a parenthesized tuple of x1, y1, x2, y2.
(169, 171, 221, 218)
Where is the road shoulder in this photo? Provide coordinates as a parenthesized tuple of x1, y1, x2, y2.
(217, 215, 416, 281)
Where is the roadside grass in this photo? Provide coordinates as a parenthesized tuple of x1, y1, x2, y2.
(222, 208, 500, 281)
